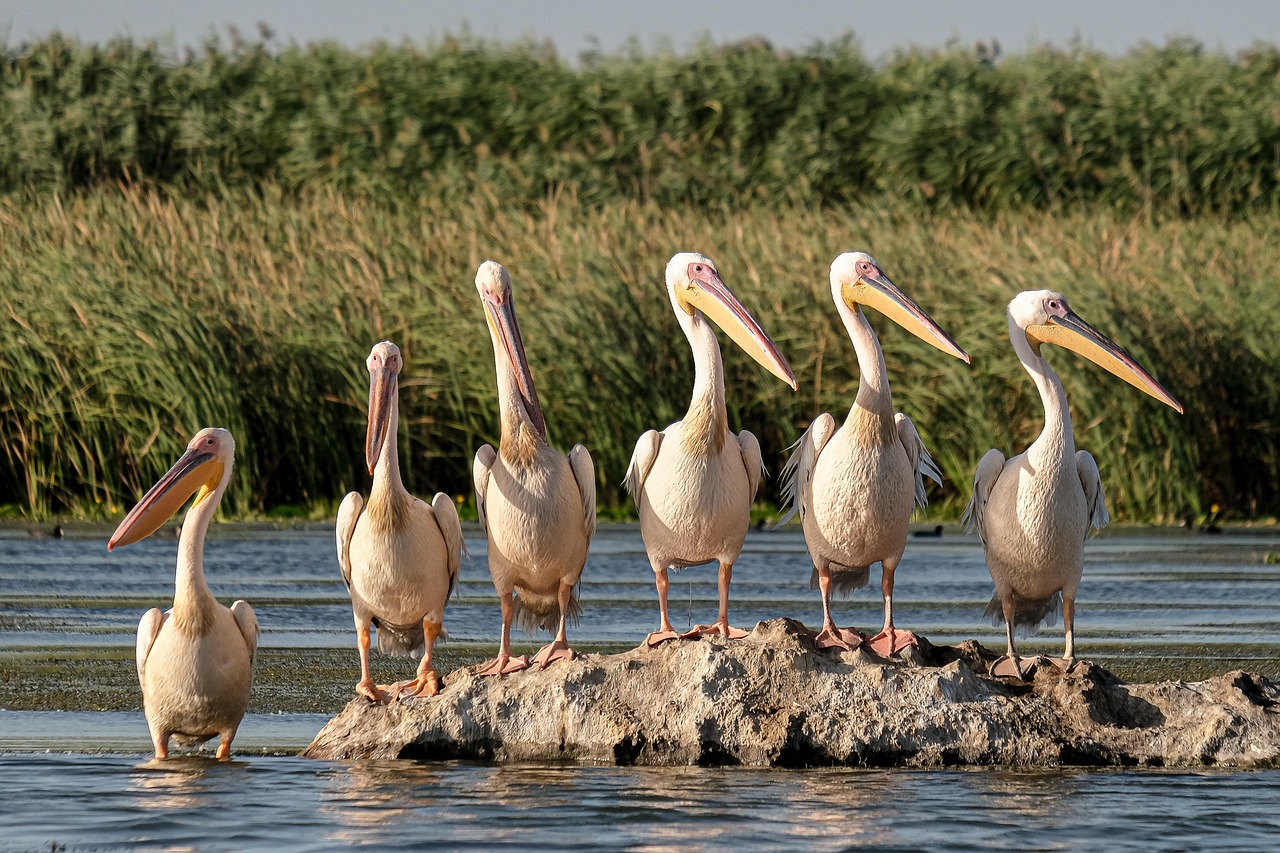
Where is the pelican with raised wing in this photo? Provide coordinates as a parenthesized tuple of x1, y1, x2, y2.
(781, 252, 970, 656)
(963, 290, 1183, 677)
(473, 260, 596, 676)
(108, 428, 258, 760)
(626, 252, 797, 646)
(337, 341, 464, 701)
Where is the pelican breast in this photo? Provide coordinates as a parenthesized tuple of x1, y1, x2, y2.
(348, 494, 452, 626)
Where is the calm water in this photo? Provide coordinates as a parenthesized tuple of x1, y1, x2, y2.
(2, 524, 1280, 849)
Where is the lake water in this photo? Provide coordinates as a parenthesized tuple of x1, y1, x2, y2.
(2, 523, 1280, 850)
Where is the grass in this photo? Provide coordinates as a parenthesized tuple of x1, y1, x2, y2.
(1, 185, 1276, 522)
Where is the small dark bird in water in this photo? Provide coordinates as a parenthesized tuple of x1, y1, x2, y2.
(912, 525, 944, 538)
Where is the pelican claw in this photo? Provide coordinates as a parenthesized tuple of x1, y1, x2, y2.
(477, 654, 529, 677)
(531, 640, 575, 669)
(679, 622, 749, 640)
(867, 627, 918, 657)
(391, 670, 441, 700)
(814, 626, 864, 652)
(643, 630, 682, 648)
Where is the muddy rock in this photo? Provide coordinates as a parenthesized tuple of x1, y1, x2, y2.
(302, 619, 1280, 767)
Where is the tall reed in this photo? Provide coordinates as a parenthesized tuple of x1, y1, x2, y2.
(0, 187, 1275, 521)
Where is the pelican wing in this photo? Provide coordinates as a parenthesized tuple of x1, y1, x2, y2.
(431, 492, 466, 597)
(962, 448, 1007, 545)
(895, 412, 943, 510)
(473, 444, 497, 534)
(230, 599, 260, 666)
(135, 607, 165, 680)
(569, 444, 597, 540)
(624, 429, 663, 499)
(1075, 450, 1111, 536)
(335, 491, 364, 594)
(778, 412, 836, 525)
(737, 429, 765, 501)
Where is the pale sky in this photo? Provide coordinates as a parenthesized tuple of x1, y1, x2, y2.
(0, 1, 1275, 59)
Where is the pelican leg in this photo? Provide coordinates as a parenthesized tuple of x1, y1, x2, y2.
(149, 721, 170, 760)
(867, 558, 917, 657)
(991, 595, 1027, 679)
(681, 561, 750, 640)
(813, 562, 862, 651)
(1053, 596, 1077, 672)
(644, 566, 681, 647)
(395, 618, 445, 699)
(478, 591, 529, 676)
(353, 619, 390, 702)
(215, 728, 237, 760)
(532, 582, 577, 668)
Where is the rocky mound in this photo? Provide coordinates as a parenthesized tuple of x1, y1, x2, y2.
(302, 619, 1280, 768)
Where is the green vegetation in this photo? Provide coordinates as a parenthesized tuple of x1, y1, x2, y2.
(2, 187, 1276, 521)
(0, 34, 1277, 521)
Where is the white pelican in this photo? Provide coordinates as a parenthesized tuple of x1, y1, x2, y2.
(963, 290, 1183, 677)
(626, 252, 797, 646)
(780, 252, 970, 656)
(472, 261, 596, 675)
(336, 341, 465, 701)
(107, 428, 258, 760)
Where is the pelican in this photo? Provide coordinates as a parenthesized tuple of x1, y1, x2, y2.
(626, 252, 797, 646)
(780, 253, 970, 656)
(337, 341, 465, 701)
(107, 428, 258, 760)
(472, 260, 596, 676)
(963, 290, 1183, 677)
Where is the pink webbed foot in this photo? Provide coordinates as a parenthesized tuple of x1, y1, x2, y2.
(990, 654, 1031, 679)
(355, 678, 391, 703)
(390, 669, 442, 700)
(679, 622, 750, 640)
(477, 654, 529, 677)
(814, 626, 864, 652)
(867, 627, 918, 657)
(643, 629, 682, 648)
(531, 640, 575, 669)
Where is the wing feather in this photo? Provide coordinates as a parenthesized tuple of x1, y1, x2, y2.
(1075, 450, 1110, 537)
(737, 429, 765, 501)
(624, 430, 662, 500)
(963, 448, 1007, 545)
(135, 607, 165, 681)
(230, 599, 260, 666)
(778, 413, 835, 526)
(472, 444, 497, 534)
(335, 491, 364, 594)
(895, 412, 942, 510)
(431, 492, 466, 597)
(569, 444, 597, 541)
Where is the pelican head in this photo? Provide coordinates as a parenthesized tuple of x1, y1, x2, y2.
(476, 260, 547, 439)
(108, 428, 234, 551)
(831, 252, 970, 363)
(665, 251, 798, 389)
(364, 340, 403, 473)
(1009, 290, 1183, 413)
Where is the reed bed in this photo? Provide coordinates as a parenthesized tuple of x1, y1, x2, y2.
(5, 35, 1280, 213)
(0, 186, 1275, 521)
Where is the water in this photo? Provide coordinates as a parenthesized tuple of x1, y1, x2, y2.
(2, 524, 1280, 849)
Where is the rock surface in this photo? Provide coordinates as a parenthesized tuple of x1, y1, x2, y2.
(302, 619, 1280, 768)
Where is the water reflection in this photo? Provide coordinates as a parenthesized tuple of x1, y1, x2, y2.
(320, 759, 443, 844)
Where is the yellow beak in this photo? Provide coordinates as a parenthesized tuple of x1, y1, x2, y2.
(365, 365, 398, 473)
(484, 294, 547, 439)
(1027, 312, 1184, 413)
(108, 447, 225, 550)
(680, 264, 798, 390)
(844, 273, 970, 363)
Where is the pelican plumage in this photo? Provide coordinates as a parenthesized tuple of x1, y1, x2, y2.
(625, 252, 797, 646)
(963, 290, 1183, 677)
(780, 252, 970, 655)
(337, 341, 464, 701)
(108, 428, 258, 760)
(472, 260, 596, 676)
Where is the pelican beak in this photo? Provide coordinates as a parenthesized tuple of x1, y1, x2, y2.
(365, 364, 398, 473)
(844, 273, 970, 364)
(680, 263, 798, 389)
(484, 293, 548, 438)
(108, 447, 223, 550)
(1027, 312, 1184, 413)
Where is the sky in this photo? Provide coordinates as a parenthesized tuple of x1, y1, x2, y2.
(0, 0, 1276, 59)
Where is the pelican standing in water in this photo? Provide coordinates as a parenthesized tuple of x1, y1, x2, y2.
(108, 428, 258, 760)
(626, 252, 797, 646)
(964, 290, 1183, 677)
(780, 253, 970, 655)
(337, 341, 465, 701)
(472, 260, 596, 676)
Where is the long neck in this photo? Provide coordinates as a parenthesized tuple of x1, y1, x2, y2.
(837, 300, 896, 442)
(171, 474, 227, 633)
(492, 335, 543, 467)
(680, 308, 729, 455)
(1010, 314, 1075, 468)
(368, 391, 411, 528)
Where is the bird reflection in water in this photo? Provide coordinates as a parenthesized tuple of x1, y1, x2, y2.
(320, 760, 443, 844)
(127, 756, 237, 811)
